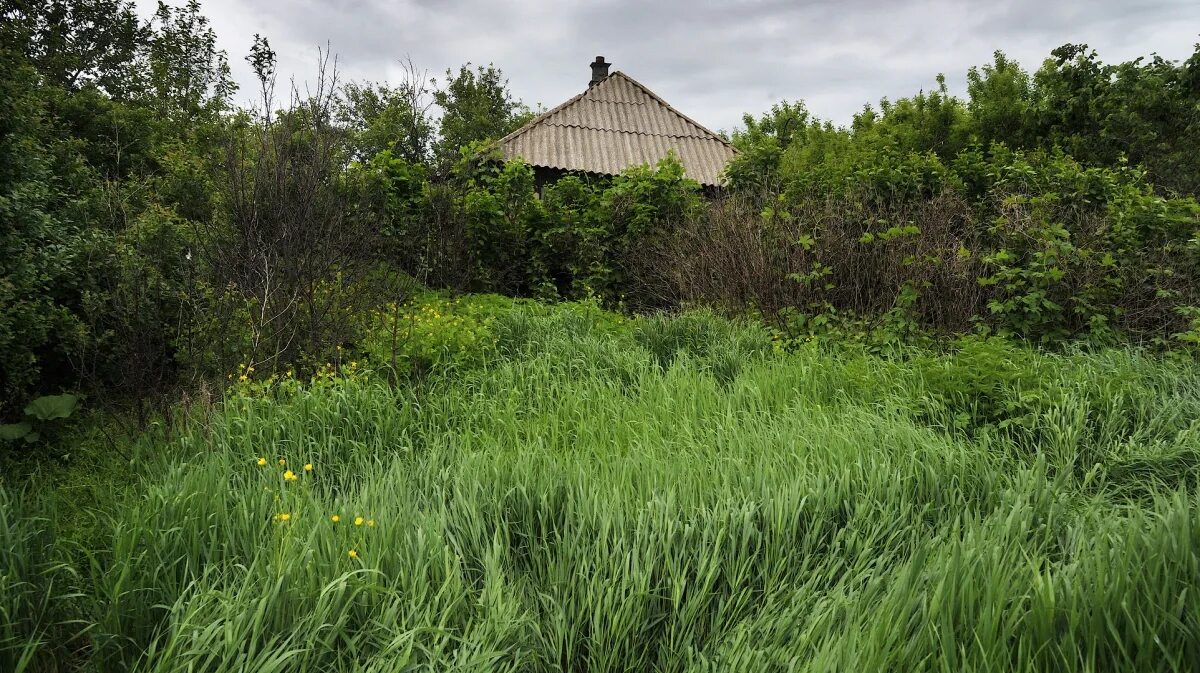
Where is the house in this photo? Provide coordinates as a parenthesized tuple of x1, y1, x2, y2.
(497, 57, 737, 190)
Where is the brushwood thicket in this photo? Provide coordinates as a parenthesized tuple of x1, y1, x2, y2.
(3, 3, 1200, 412)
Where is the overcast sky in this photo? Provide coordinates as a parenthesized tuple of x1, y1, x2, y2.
(137, 0, 1199, 133)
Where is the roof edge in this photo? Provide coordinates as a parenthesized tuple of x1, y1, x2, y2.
(605, 71, 735, 150)
(496, 75, 606, 146)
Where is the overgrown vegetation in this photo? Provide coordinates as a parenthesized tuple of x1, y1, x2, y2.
(701, 51, 1200, 344)
(5, 1, 1199, 419)
(4, 298, 1200, 671)
(3, 1, 1200, 668)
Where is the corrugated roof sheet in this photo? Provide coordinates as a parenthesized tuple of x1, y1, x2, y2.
(498, 72, 736, 187)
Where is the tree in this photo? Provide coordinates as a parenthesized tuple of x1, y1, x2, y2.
(733, 100, 811, 152)
(432, 62, 531, 173)
(1026, 42, 1200, 195)
(0, 45, 85, 412)
(145, 0, 234, 120)
(966, 51, 1034, 149)
(339, 58, 435, 165)
(1, 0, 145, 96)
(726, 101, 812, 193)
(853, 74, 972, 160)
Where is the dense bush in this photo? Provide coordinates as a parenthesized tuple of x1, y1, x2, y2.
(0, 1, 550, 421)
(667, 150, 1200, 344)
(693, 44, 1200, 345)
(3, 0, 1200, 432)
(355, 42, 1200, 346)
(0, 2, 224, 415)
(362, 147, 702, 305)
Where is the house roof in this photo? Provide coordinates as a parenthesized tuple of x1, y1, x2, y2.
(497, 71, 737, 187)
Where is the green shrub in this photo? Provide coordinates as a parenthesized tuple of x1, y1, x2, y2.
(358, 293, 507, 379)
(533, 175, 610, 298)
(979, 153, 1200, 341)
(0, 394, 80, 449)
(456, 145, 542, 294)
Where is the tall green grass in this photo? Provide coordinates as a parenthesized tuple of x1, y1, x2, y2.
(3, 299, 1199, 671)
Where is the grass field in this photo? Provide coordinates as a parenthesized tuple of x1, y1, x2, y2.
(3, 297, 1200, 672)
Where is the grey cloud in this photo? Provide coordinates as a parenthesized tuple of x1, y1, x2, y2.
(142, 0, 1200, 130)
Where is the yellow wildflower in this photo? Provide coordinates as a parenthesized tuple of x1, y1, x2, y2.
(366, 519, 375, 527)
(239, 374, 248, 382)
(354, 516, 364, 526)
(256, 457, 267, 466)
(274, 513, 291, 522)
(331, 515, 340, 523)
(347, 549, 358, 559)
(304, 463, 313, 472)
(283, 470, 298, 482)
(278, 458, 286, 466)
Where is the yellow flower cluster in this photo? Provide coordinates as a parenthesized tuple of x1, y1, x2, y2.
(330, 514, 375, 527)
(227, 363, 305, 398)
(310, 360, 362, 383)
(403, 302, 466, 328)
(254, 458, 375, 563)
(331, 512, 377, 561)
(228, 362, 257, 382)
(255, 457, 313, 484)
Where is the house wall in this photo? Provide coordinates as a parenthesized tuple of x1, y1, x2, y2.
(533, 166, 571, 194)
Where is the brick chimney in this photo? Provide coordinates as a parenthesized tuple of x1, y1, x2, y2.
(589, 56, 610, 86)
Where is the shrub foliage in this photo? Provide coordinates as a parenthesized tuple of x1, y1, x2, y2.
(2, 0, 1200, 419)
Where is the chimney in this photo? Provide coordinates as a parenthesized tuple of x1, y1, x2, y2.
(589, 56, 609, 86)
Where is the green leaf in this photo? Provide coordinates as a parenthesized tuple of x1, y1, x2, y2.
(24, 394, 79, 421)
(0, 422, 33, 441)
